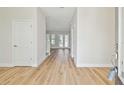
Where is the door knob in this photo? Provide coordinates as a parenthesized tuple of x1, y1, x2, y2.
(14, 45, 18, 47)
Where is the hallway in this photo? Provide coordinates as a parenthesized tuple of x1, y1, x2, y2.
(0, 49, 114, 85)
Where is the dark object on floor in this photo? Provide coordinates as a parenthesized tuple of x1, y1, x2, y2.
(108, 66, 118, 80)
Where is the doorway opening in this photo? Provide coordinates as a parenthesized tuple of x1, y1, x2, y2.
(46, 32, 70, 55)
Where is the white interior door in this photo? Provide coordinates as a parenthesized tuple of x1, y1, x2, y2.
(12, 19, 33, 66)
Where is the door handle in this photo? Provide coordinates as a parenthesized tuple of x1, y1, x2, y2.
(13, 45, 18, 47)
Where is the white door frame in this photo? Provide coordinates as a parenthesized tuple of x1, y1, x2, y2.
(118, 8, 124, 84)
(12, 18, 34, 67)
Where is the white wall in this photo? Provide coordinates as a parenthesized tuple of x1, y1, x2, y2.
(37, 8, 46, 65)
(76, 8, 115, 67)
(115, 8, 118, 67)
(70, 9, 77, 64)
(118, 8, 124, 84)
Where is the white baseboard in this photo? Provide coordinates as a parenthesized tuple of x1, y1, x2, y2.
(0, 60, 37, 67)
(37, 55, 49, 67)
(51, 47, 70, 49)
(0, 63, 13, 67)
(30, 64, 38, 67)
(0, 58, 13, 67)
(0, 63, 38, 67)
(76, 64, 113, 67)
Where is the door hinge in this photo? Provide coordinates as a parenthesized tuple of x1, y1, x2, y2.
(30, 41, 32, 44)
(30, 25, 32, 28)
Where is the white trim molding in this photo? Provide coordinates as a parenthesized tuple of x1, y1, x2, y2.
(76, 64, 112, 67)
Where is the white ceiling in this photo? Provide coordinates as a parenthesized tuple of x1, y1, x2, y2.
(41, 7, 76, 32)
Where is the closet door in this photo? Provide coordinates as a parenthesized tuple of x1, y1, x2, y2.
(12, 19, 33, 66)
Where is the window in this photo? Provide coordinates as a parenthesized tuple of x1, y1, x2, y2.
(51, 34, 55, 45)
(49, 33, 69, 48)
(59, 35, 64, 47)
(64, 34, 69, 47)
(46, 34, 50, 54)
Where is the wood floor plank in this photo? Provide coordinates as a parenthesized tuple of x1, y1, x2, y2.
(0, 49, 114, 85)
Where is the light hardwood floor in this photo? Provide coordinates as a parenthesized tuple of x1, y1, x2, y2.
(0, 49, 114, 85)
